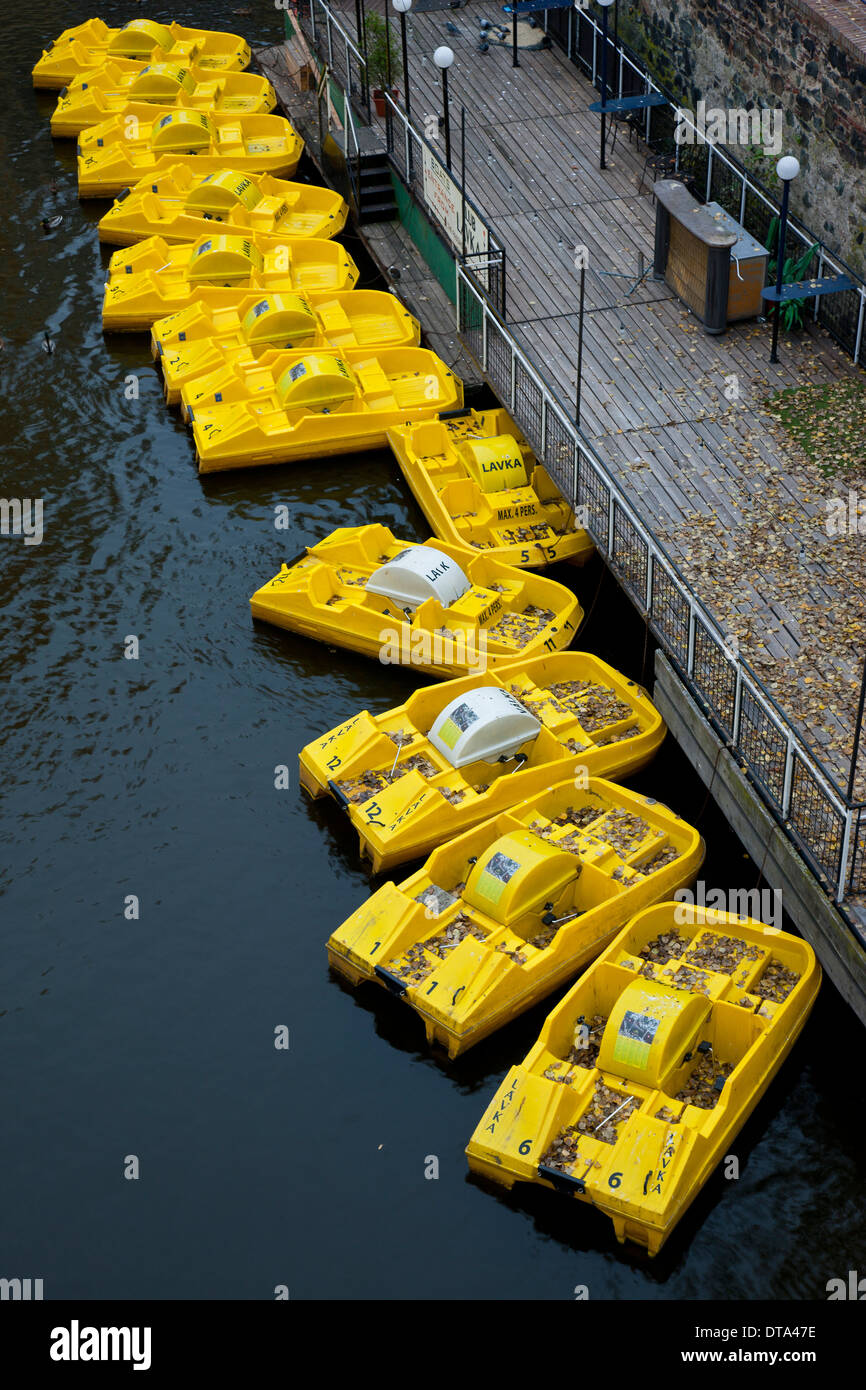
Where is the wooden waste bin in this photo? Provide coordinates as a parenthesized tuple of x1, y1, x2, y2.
(703, 201, 770, 321)
(652, 180, 768, 334)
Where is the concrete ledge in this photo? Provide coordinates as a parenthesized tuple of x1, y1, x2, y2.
(654, 650, 866, 1026)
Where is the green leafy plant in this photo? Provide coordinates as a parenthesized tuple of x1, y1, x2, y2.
(766, 217, 819, 331)
(364, 12, 401, 91)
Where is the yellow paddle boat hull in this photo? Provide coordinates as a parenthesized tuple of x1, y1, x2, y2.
(97, 166, 348, 247)
(102, 233, 359, 333)
(151, 290, 420, 404)
(33, 18, 250, 88)
(300, 652, 664, 872)
(466, 901, 820, 1254)
(77, 110, 303, 198)
(189, 349, 461, 471)
(250, 525, 582, 677)
(50, 60, 276, 138)
(387, 409, 594, 569)
(328, 779, 704, 1056)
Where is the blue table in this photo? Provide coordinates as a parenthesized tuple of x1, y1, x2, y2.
(589, 93, 669, 113)
(762, 276, 854, 302)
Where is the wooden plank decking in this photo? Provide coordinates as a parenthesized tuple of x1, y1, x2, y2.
(305, 1, 866, 808)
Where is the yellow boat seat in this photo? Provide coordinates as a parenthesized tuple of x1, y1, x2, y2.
(597, 980, 710, 1089)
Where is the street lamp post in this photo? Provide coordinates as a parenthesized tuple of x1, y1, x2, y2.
(770, 154, 800, 364)
(434, 45, 454, 171)
(598, 0, 615, 171)
(392, 0, 412, 120)
(575, 261, 586, 426)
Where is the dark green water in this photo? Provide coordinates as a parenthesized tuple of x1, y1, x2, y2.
(2, 0, 864, 1300)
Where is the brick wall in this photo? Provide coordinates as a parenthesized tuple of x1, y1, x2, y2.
(619, 0, 866, 276)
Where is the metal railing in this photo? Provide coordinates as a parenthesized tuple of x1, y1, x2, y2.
(384, 93, 507, 315)
(308, 0, 370, 120)
(456, 263, 864, 908)
(295, 0, 866, 909)
(301, 0, 507, 315)
(551, 5, 866, 366)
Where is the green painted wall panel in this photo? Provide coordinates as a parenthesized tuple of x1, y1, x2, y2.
(391, 176, 457, 305)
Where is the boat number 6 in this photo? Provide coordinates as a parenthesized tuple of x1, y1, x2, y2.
(608, 1171, 622, 1188)
(519, 1140, 532, 1155)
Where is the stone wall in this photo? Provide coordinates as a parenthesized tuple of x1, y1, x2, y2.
(617, 0, 866, 277)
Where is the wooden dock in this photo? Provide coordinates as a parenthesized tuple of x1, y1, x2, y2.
(286, 2, 866, 807)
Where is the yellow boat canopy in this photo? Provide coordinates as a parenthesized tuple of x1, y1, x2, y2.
(275, 354, 357, 409)
(459, 435, 529, 493)
(597, 979, 710, 1089)
(239, 295, 318, 347)
(184, 169, 263, 215)
(127, 63, 198, 101)
(151, 110, 214, 152)
(463, 829, 577, 927)
(107, 19, 178, 58)
(186, 235, 263, 283)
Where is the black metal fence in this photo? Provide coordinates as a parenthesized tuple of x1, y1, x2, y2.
(298, 0, 507, 318)
(456, 266, 866, 912)
(545, 6, 866, 368)
(384, 94, 507, 317)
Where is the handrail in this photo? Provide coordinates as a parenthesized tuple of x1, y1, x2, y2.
(570, 6, 866, 362)
(455, 263, 862, 904)
(383, 91, 505, 263)
(299, 0, 866, 907)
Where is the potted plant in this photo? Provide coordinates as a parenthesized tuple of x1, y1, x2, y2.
(364, 12, 402, 116)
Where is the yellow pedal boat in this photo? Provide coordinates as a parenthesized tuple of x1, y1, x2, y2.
(466, 900, 819, 1254)
(152, 291, 420, 404)
(33, 18, 250, 89)
(250, 525, 582, 678)
(50, 60, 276, 138)
(77, 110, 303, 199)
(188, 350, 461, 471)
(328, 779, 703, 1056)
(387, 409, 594, 569)
(102, 234, 359, 333)
(300, 652, 664, 872)
(97, 166, 348, 247)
